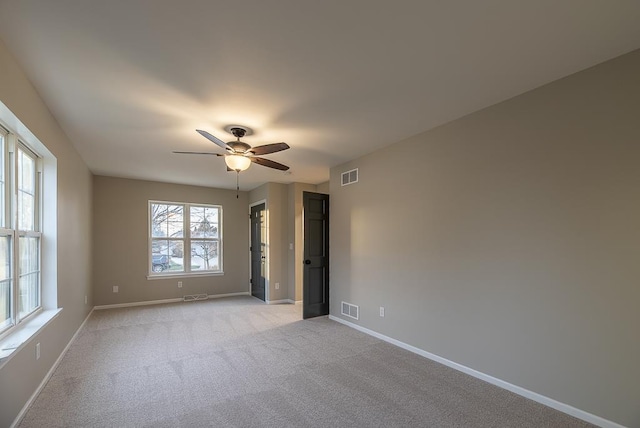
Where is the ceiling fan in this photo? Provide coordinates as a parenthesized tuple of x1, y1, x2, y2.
(174, 125, 290, 172)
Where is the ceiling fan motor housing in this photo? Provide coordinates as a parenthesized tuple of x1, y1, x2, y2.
(228, 126, 251, 153)
(228, 141, 251, 153)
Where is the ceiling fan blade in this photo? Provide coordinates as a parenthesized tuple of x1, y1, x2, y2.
(173, 151, 224, 156)
(249, 142, 290, 156)
(251, 157, 290, 171)
(196, 129, 233, 152)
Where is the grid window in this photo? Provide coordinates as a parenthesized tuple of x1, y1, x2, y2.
(0, 129, 43, 337)
(149, 201, 221, 276)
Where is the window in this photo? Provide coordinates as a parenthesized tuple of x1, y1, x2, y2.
(0, 127, 42, 337)
(149, 201, 222, 276)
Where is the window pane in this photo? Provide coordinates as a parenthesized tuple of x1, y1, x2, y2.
(19, 150, 35, 193)
(18, 191, 35, 231)
(18, 148, 36, 231)
(0, 134, 4, 228)
(151, 203, 183, 238)
(19, 236, 40, 318)
(190, 206, 218, 238)
(151, 239, 184, 273)
(191, 240, 219, 271)
(0, 236, 12, 330)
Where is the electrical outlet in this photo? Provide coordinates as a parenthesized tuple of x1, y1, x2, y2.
(113, 286, 119, 293)
(275, 282, 280, 290)
(380, 306, 385, 317)
(84, 295, 87, 304)
(36, 343, 40, 360)
(178, 281, 183, 288)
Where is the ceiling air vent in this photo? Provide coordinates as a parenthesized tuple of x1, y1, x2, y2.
(341, 168, 358, 186)
(341, 301, 359, 320)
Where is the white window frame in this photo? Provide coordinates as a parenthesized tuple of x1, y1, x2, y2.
(0, 127, 43, 339)
(0, 100, 59, 368)
(0, 126, 11, 334)
(148, 200, 223, 278)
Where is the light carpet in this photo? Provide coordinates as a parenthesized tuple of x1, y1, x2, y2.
(19, 296, 594, 427)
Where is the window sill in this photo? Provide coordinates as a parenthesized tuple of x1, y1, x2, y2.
(146, 271, 224, 280)
(0, 308, 62, 369)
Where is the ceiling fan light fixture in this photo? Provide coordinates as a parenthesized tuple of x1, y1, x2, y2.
(181, 125, 290, 173)
(225, 154, 251, 171)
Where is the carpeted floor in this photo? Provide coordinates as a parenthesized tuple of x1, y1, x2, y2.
(19, 296, 594, 427)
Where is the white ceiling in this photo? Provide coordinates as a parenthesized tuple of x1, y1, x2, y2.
(1, 1, 639, 191)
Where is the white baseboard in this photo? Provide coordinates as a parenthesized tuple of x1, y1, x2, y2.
(207, 292, 249, 300)
(94, 298, 183, 310)
(328, 315, 624, 428)
(11, 308, 94, 428)
(266, 298, 293, 304)
(94, 292, 250, 310)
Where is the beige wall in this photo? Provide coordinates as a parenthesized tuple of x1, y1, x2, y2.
(249, 182, 290, 302)
(0, 39, 93, 427)
(330, 50, 640, 427)
(316, 181, 329, 194)
(93, 176, 249, 305)
(265, 182, 289, 302)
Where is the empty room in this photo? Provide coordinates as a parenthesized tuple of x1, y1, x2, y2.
(0, 1, 639, 427)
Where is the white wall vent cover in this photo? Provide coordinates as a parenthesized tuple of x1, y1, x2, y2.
(341, 301, 359, 320)
(184, 294, 208, 302)
(341, 168, 358, 186)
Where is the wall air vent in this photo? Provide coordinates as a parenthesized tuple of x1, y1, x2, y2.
(184, 294, 208, 302)
(341, 301, 359, 320)
(341, 168, 358, 186)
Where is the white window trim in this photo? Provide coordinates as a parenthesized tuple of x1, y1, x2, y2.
(0, 100, 59, 368)
(147, 200, 223, 279)
(0, 124, 44, 338)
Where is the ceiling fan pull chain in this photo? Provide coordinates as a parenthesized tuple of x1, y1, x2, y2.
(236, 170, 240, 199)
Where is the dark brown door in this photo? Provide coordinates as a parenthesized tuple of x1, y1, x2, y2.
(303, 192, 329, 319)
(250, 203, 266, 301)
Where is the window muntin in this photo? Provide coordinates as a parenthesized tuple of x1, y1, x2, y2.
(149, 201, 221, 276)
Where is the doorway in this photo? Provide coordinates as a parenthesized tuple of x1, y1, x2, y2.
(250, 203, 266, 301)
(302, 192, 329, 319)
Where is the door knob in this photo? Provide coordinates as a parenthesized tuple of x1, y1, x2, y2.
(304, 259, 311, 265)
